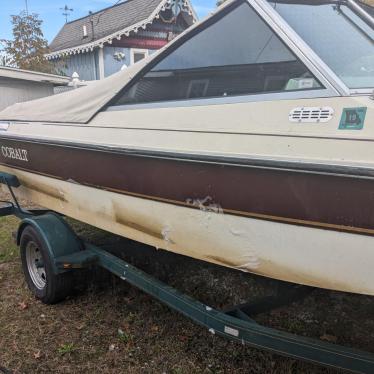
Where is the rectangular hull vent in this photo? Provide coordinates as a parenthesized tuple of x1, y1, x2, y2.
(289, 107, 334, 123)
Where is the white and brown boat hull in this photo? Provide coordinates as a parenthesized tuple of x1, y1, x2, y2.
(0, 95, 373, 295)
(1, 130, 374, 295)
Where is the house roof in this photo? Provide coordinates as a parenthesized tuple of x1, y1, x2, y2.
(47, 0, 197, 59)
(0, 66, 70, 85)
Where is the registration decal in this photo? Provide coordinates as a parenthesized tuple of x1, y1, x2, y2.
(339, 107, 367, 130)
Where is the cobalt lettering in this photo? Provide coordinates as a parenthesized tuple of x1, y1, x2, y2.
(1, 146, 28, 162)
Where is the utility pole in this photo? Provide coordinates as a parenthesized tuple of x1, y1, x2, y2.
(60, 5, 73, 23)
(25, 0, 29, 15)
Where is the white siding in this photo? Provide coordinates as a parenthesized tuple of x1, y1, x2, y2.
(0, 77, 54, 111)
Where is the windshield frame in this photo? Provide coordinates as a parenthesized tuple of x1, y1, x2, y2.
(253, 0, 374, 95)
(106, 0, 339, 112)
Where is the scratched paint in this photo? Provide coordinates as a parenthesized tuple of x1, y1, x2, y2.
(2, 164, 374, 296)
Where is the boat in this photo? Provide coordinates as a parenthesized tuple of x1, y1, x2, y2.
(0, 0, 373, 296)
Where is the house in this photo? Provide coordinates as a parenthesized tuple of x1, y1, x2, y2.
(0, 66, 70, 111)
(46, 0, 197, 81)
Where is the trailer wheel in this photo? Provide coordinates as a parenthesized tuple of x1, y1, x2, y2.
(20, 226, 73, 304)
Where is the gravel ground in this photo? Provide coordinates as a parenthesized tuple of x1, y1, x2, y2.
(0, 189, 374, 374)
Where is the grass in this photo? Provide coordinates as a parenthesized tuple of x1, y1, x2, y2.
(0, 216, 19, 263)
(117, 329, 132, 344)
(58, 343, 76, 355)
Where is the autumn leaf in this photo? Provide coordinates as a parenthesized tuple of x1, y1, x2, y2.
(18, 301, 28, 310)
(320, 334, 338, 343)
(33, 351, 41, 359)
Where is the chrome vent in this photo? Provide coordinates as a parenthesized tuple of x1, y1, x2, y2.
(289, 107, 334, 123)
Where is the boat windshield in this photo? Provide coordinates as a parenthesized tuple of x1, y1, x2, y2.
(268, 1, 374, 89)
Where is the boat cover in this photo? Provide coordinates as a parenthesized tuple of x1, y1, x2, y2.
(0, 56, 152, 124)
(0, 0, 239, 124)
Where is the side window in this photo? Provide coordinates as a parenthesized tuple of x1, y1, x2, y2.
(131, 49, 148, 65)
(114, 1, 322, 106)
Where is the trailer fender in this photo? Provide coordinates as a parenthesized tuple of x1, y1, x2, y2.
(17, 212, 83, 274)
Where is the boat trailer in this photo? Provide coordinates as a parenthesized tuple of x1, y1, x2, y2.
(1, 172, 374, 373)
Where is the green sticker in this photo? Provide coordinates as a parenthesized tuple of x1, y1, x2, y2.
(339, 107, 367, 130)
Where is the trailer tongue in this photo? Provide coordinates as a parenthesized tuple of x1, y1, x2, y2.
(1, 171, 374, 374)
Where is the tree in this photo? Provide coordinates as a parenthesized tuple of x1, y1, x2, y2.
(0, 41, 13, 67)
(216, 0, 228, 5)
(2, 11, 54, 73)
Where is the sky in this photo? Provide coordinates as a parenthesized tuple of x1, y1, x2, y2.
(0, 0, 217, 43)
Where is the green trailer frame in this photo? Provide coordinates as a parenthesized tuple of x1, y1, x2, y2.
(1, 172, 374, 373)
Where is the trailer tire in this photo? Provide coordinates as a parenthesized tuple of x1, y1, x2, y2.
(20, 226, 73, 304)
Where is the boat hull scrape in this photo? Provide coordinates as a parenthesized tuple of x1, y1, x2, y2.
(1, 164, 374, 296)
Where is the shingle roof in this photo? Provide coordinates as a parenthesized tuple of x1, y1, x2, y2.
(49, 0, 167, 53)
(0, 66, 70, 85)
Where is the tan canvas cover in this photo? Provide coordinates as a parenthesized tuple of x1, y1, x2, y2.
(0, 57, 152, 124)
(0, 0, 236, 124)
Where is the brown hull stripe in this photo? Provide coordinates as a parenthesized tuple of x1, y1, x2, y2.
(1, 137, 374, 236)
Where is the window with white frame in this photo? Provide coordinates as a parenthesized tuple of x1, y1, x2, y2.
(131, 49, 149, 65)
(270, 0, 374, 89)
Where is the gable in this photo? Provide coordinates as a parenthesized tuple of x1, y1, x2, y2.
(48, 0, 197, 58)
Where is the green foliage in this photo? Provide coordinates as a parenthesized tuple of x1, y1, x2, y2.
(0, 216, 19, 263)
(0, 41, 14, 68)
(117, 328, 132, 344)
(58, 343, 76, 355)
(2, 11, 54, 73)
(0, 55, 12, 67)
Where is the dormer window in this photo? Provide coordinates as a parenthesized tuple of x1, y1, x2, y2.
(83, 25, 88, 38)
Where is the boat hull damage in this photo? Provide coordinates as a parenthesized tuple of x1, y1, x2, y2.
(0, 0, 372, 299)
(1, 137, 374, 235)
(2, 145, 374, 296)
